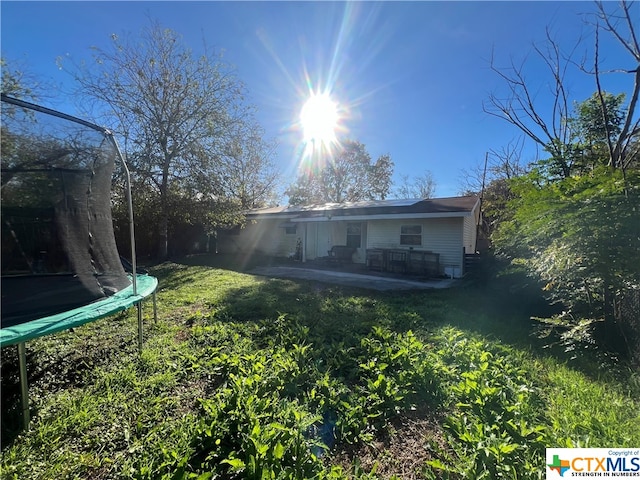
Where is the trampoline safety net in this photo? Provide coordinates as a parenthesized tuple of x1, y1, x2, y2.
(1, 95, 131, 328)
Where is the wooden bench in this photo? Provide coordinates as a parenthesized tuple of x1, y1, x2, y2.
(326, 245, 356, 265)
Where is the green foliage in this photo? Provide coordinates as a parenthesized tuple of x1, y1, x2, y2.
(179, 317, 443, 477)
(573, 93, 626, 154)
(330, 327, 443, 445)
(1, 57, 43, 101)
(357, 327, 443, 414)
(495, 167, 640, 311)
(537, 92, 629, 180)
(485, 87, 640, 363)
(2, 264, 639, 479)
(192, 346, 324, 479)
(428, 329, 546, 479)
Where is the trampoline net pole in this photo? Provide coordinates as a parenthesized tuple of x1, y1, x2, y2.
(18, 342, 30, 429)
(107, 132, 137, 295)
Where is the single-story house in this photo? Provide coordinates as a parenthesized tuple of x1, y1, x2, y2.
(217, 195, 481, 278)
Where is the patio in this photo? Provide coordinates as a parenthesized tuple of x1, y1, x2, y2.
(248, 258, 457, 291)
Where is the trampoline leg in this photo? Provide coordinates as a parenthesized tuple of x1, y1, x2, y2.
(18, 342, 30, 429)
(137, 302, 143, 354)
(153, 291, 157, 323)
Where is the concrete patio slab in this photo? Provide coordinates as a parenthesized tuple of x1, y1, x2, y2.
(249, 266, 456, 291)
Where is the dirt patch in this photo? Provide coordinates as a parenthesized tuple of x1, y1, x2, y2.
(328, 409, 452, 479)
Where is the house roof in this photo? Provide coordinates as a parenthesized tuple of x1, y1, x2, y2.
(248, 195, 480, 221)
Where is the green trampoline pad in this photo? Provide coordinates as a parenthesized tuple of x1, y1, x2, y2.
(1, 274, 158, 348)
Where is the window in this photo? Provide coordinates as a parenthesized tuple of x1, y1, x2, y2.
(279, 222, 297, 235)
(400, 225, 422, 246)
(346, 222, 362, 248)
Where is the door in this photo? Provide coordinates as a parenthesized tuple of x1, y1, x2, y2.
(347, 222, 366, 263)
(316, 223, 332, 258)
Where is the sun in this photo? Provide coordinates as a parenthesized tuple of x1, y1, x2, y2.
(300, 93, 339, 146)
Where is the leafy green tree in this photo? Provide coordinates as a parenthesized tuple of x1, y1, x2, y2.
(285, 140, 393, 205)
(493, 92, 639, 353)
(1, 57, 43, 101)
(64, 22, 256, 258)
(575, 92, 626, 148)
(494, 167, 640, 340)
(569, 92, 640, 174)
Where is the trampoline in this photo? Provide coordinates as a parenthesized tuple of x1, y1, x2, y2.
(1, 94, 158, 429)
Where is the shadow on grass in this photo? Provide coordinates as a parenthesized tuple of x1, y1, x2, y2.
(175, 252, 283, 272)
(177, 253, 632, 383)
(172, 253, 547, 346)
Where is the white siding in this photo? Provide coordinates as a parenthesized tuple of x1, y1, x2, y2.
(367, 218, 465, 276)
(219, 212, 474, 278)
(463, 215, 477, 254)
(218, 219, 299, 257)
(367, 220, 404, 249)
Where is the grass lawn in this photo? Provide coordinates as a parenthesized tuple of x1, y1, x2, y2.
(2, 255, 639, 479)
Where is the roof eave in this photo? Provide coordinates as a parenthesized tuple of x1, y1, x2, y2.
(291, 211, 473, 222)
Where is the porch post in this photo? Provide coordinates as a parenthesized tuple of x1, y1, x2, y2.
(302, 223, 307, 263)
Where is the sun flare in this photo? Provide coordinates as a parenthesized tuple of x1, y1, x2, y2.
(300, 93, 339, 146)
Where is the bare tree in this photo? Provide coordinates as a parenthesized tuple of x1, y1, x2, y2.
(484, 29, 583, 179)
(484, 1, 639, 179)
(394, 170, 437, 199)
(459, 136, 529, 195)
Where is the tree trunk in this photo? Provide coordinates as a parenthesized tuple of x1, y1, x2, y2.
(158, 162, 170, 259)
(158, 210, 169, 259)
(598, 281, 631, 358)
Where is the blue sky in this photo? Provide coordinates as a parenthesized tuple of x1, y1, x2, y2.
(1, 1, 635, 198)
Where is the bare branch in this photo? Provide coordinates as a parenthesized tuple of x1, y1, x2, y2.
(592, 1, 640, 172)
(593, 25, 618, 167)
(595, 1, 640, 61)
(484, 32, 584, 177)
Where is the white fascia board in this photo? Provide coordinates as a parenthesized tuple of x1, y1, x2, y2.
(290, 211, 472, 223)
(248, 213, 299, 220)
(470, 197, 481, 214)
